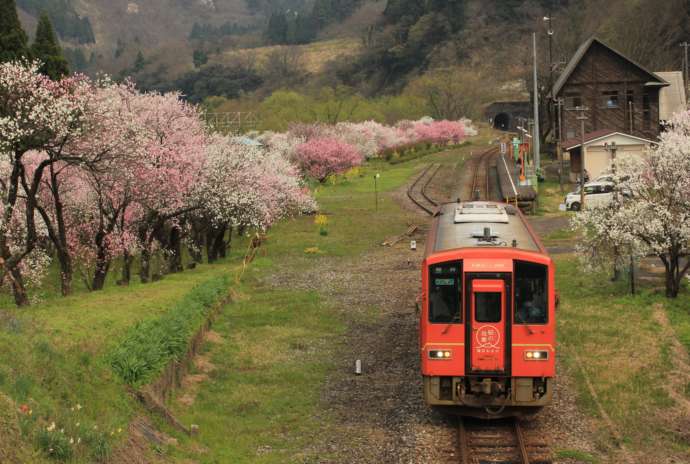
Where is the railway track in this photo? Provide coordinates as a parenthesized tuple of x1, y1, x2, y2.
(469, 147, 498, 201)
(407, 163, 442, 215)
(457, 417, 552, 464)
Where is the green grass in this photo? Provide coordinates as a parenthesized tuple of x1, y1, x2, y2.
(535, 179, 571, 216)
(555, 449, 599, 463)
(555, 255, 690, 459)
(156, 135, 488, 462)
(0, 255, 244, 461)
(167, 262, 344, 463)
(109, 275, 232, 386)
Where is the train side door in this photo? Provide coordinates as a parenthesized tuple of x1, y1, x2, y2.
(469, 279, 506, 373)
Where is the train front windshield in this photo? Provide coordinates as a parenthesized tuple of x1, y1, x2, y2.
(514, 261, 548, 324)
(428, 262, 461, 323)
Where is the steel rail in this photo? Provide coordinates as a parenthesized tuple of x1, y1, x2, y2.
(406, 163, 440, 215)
(456, 416, 543, 464)
(469, 147, 497, 201)
(420, 163, 442, 207)
(514, 419, 531, 464)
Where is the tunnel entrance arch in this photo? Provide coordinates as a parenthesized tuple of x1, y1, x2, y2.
(493, 113, 510, 130)
(484, 101, 530, 133)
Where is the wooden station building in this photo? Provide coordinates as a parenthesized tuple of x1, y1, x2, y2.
(552, 37, 671, 181)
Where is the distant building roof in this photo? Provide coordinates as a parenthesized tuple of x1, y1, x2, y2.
(552, 37, 669, 97)
(655, 71, 687, 120)
(561, 129, 655, 151)
(232, 136, 263, 147)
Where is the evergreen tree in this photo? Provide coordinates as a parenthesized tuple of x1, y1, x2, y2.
(266, 12, 288, 44)
(133, 50, 145, 72)
(31, 12, 69, 79)
(382, 0, 424, 25)
(192, 49, 208, 68)
(0, 0, 29, 62)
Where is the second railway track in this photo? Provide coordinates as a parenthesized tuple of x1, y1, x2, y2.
(407, 163, 442, 215)
(469, 147, 498, 202)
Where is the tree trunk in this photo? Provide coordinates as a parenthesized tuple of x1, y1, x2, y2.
(665, 252, 680, 298)
(206, 227, 218, 263)
(188, 220, 204, 263)
(9, 266, 29, 307)
(212, 224, 228, 260)
(167, 226, 182, 273)
(57, 249, 72, 296)
(121, 251, 132, 285)
(91, 231, 111, 290)
(140, 245, 151, 283)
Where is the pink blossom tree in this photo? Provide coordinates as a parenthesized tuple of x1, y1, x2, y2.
(130, 91, 207, 281)
(294, 138, 363, 181)
(0, 62, 90, 305)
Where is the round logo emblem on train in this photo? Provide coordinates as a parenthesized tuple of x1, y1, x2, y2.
(475, 325, 501, 349)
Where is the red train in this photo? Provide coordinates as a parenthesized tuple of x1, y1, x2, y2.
(420, 201, 555, 418)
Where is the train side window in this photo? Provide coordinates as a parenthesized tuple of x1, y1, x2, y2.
(429, 263, 461, 323)
(514, 261, 548, 324)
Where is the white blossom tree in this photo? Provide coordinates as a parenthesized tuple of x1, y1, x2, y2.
(572, 111, 690, 298)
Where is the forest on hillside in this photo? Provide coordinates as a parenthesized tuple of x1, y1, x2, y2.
(12, 0, 690, 125)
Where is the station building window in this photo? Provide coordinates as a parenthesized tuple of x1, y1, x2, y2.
(429, 262, 461, 323)
(642, 92, 651, 129)
(564, 92, 582, 109)
(514, 261, 548, 324)
(602, 90, 619, 108)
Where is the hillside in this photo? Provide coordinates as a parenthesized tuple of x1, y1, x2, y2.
(15, 0, 690, 108)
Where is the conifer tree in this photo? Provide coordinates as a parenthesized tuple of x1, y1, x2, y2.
(0, 0, 29, 62)
(133, 50, 145, 72)
(31, 12, 69, 79)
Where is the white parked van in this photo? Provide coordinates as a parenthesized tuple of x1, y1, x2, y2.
(564, 181, 615, 211)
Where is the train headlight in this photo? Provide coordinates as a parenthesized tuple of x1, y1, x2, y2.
(524, 350, 549, 361)
(429, 350, 452, 360)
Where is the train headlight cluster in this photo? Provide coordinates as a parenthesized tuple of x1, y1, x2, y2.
(524, 350, 549, 361)
(429, 350, 452, 360)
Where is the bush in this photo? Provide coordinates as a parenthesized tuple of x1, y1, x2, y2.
(295, 138, 363, 181)
(108, 276, 230, 386)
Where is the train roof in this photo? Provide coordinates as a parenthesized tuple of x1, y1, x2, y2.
(430, 201, 545, 254)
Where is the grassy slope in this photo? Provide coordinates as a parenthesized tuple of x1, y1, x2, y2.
(210, 38, 362, 74)
(0, 258, 242, 461)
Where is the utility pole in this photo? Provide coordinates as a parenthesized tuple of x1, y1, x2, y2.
(544, 14, 554, 97)
(555, 98, 564, 192)
(532, 32, 541, 172)
(566, 105, 589, 208)
(681, 42, 690, 102)
(604, 141, 620, 281)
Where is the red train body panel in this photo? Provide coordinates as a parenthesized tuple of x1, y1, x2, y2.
(420, 201, 555, 418)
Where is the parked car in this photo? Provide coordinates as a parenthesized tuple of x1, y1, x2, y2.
(564, 181, 615, 211)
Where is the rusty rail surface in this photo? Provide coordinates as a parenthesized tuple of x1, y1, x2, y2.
(457, 417, 552, 464)
(407, 163, 441, 215)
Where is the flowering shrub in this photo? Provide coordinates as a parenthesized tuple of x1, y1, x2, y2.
(412, 119, 466, 145)
(295, 138, 363, 181)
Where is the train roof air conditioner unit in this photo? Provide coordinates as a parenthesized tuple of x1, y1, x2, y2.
(454, 202, 509, 224)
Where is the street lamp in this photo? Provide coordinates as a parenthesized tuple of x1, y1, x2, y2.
(374, 173, 380, 211)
